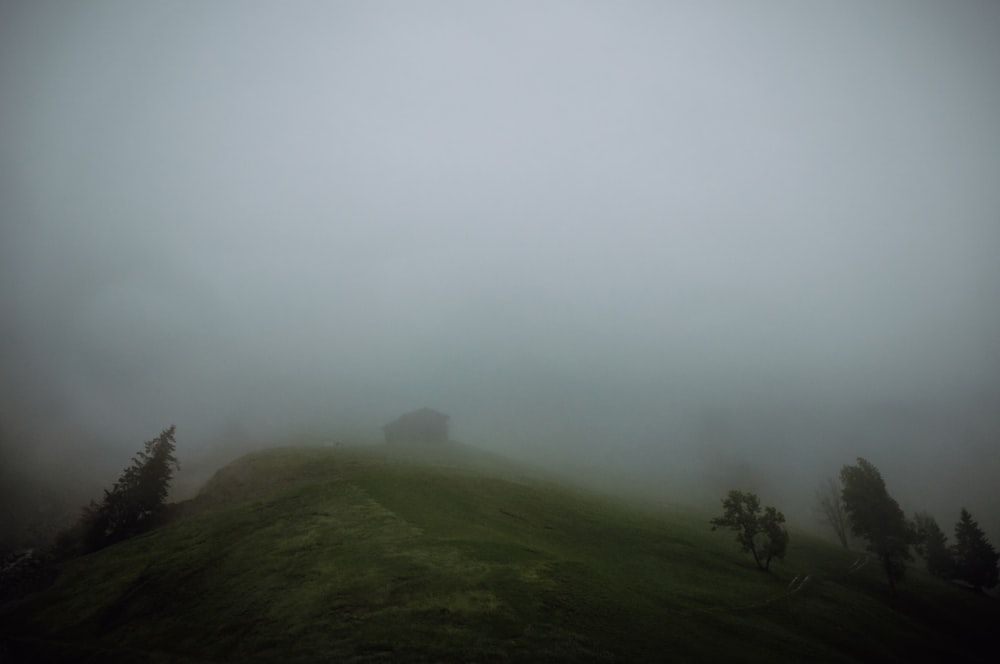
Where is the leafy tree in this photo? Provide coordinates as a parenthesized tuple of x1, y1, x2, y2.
(814, 477, 849, 549)
(710, 489, 788, 571)
(81, 426, 179, 552)
(840, 457, 913, 595)
(951, 508, 999, 592)
(913, 511, 953, 578)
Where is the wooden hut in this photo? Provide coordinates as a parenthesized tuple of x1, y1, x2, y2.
(383, 408, 450, 445)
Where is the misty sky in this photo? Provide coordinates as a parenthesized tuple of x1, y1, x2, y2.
(2, 2, 999, 533)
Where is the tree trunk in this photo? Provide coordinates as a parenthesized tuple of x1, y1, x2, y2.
(883, 556, 896, 596)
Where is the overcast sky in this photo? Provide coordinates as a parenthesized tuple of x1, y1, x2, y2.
(2, 1, 999, 534)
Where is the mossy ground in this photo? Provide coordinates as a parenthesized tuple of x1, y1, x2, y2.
(2, 445, 996, 662)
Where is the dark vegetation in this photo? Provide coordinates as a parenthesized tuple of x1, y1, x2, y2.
(828, 457, 1000, 599)
(61, 426, 179, 556)
(1, 427, 179, 609)
(839, 457, 915, 595)
(1, 439, 997, 662)
(709, 489, 788, 571)
(914, 511, 953, 579)
(952, 508, 1000, 592)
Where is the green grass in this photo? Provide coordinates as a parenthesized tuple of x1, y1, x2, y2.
(3, 444, 997, 662)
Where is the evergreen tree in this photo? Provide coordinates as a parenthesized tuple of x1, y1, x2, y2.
(82, 426, 179, 551)
(913, 511, 953, 578)
(840, 458, 914, 595)
(952, 508, 999, 592)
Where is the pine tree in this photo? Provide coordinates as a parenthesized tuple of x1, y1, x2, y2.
(952, 508, 999, 592)
(82, 426, 179, 551)
(913, 511, 953, 578)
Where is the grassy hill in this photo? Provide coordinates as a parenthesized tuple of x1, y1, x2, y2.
(2, 443, 997, 662)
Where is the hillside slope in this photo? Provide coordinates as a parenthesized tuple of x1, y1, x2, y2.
(3, 444, 996, 662)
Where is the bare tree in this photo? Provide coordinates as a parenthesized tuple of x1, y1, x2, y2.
(815, 477, 849, 549)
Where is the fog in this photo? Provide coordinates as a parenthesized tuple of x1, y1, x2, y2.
(2, 1, 999, 545)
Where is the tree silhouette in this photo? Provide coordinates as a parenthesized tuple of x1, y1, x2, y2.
(840, 458, 913, 595)
(913, 511, 952, 579)
(815, 477, 849, 549)
(82, 426, 179, 551)
(952, 508, 999, 592)
(710, 489, 788, 571)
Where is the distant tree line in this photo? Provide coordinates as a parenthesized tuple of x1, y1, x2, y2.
(812, 457, 998, 595)
(711, 456, 998, 598)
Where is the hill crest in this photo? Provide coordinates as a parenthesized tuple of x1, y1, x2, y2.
(3, 444, 997, 662)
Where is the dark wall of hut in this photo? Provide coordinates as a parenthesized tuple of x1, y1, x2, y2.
(383, 408, 449, 444)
